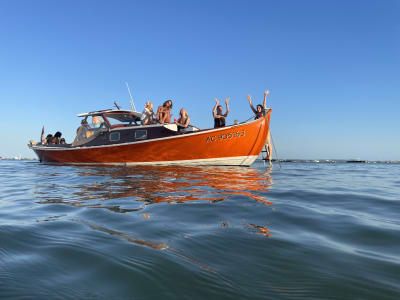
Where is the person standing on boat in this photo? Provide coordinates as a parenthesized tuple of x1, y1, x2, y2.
(247, 90, 270, 119)
(141, 101, 155, 125)
(156, 100, 173, 124)
(212, 98, 229, 128)
(247, 90, 272, 162)
(174, 108, 190, 131)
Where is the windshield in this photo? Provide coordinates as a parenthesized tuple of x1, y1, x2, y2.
(104, 112, 140, 125)
(89, 115, 105, 128)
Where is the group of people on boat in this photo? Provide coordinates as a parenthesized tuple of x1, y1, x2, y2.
(210, 90, 271, 161)
(140, 99, 190, 131)
(140, 89, 270, 129)
(29, 130, 65, 146)
(31, 90, 272, 160)
(43, 131, 65, 145)
(212, 90, 271, 128)
(139, 89, 272, 160)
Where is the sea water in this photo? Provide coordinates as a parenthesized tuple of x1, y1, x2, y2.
(0, 160, 399, 299)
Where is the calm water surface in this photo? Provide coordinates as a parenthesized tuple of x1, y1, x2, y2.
(0, 160, 399, 299)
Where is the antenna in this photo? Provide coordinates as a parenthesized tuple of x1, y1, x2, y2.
(125, 82, 136, 112)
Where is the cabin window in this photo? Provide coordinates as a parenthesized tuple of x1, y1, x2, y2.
(109, 132, 120, 142)
(135, 130, 147, 140)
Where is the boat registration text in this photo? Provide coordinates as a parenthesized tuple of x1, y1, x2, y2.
(206, 130, 246, 143)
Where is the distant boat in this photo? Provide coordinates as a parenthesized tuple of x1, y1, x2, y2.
(346, 159, 366, 163)
(28, 108, 272, 166)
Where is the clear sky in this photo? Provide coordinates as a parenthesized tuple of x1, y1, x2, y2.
(0, 0, 398, 160)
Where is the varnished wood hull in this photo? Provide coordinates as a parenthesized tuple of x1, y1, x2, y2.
(30, 111, 271, 166)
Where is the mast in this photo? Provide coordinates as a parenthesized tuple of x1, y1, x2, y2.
(125, 82, 137, 112)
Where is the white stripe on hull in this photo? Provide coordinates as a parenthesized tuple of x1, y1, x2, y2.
(51, 155, 258, 167)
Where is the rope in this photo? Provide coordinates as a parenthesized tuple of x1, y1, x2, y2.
(240, 116, 255, 124)
(241, 114, 281, 169)
(270, 130, 281, 169)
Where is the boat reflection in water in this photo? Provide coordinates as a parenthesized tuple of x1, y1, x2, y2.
(56, 165, 273, 206)
(37, 164, 274, 217)
(35, 165, 274, 239)
(34, 165, 274, 271)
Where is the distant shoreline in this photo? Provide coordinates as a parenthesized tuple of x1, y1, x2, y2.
(267, 159, 400, 164)
(1, 158, 399, 164)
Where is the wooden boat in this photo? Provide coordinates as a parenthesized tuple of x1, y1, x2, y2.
(28, 108, 272, 166)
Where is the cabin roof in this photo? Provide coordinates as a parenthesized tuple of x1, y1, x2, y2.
(77, 110, 142, 121)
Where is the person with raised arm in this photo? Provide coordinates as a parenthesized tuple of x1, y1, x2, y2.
(247, 90, 270, 119)
(212, 97, 229, 128)
(247, 90, 272, 162)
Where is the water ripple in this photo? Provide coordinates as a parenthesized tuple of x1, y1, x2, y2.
(0, 160, 400, 299)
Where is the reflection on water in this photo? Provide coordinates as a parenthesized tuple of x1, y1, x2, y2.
(247, 223, 271, 237)
(35, 165, 274, 210)
(74, 217, 220, 274)
(74, 218, 169, 251)
(6, 161, 399, 298)
(33, 164, 274, 254)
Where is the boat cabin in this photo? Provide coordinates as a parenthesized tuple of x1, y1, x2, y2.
(46, 109, 198, 148)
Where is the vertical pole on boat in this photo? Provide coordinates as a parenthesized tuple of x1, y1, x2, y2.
(40, 126, 45, 144)
(125, 82, 137, 112)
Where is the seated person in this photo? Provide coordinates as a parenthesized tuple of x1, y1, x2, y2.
(141, 101, 155, 125)
(75, 119, 91, 141)
(212, 97, 229, 128)
(92, 116, 103, 128)
(72, 118, 99, 146)
(174, 108, 190, 131)
(156, 100, 173, 124)
(60, 138, 66, 144)
(54, 131, 62, 144)
(247, 90, 270, 119)
(45, 134, 54, 145)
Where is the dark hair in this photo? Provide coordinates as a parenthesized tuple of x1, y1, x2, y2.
(217, 105, 223, 109)
(163, 100, 173, 109)
(46, 134, 54, 144)
(54, 131, 62, 138)
(60, 138, 66, 144)
(256, 104, 263, 111)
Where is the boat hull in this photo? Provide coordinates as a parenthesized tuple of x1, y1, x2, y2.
(31, 111, 271, 166)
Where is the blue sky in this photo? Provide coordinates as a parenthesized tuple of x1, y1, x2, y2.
(0, 0, 398, 160)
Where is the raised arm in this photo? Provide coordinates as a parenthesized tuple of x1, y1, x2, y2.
(223, 97, 230, 117)
(212, 98, 219, 118)
(247, 95, 257, 114)
(263, 90, 269, 109)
